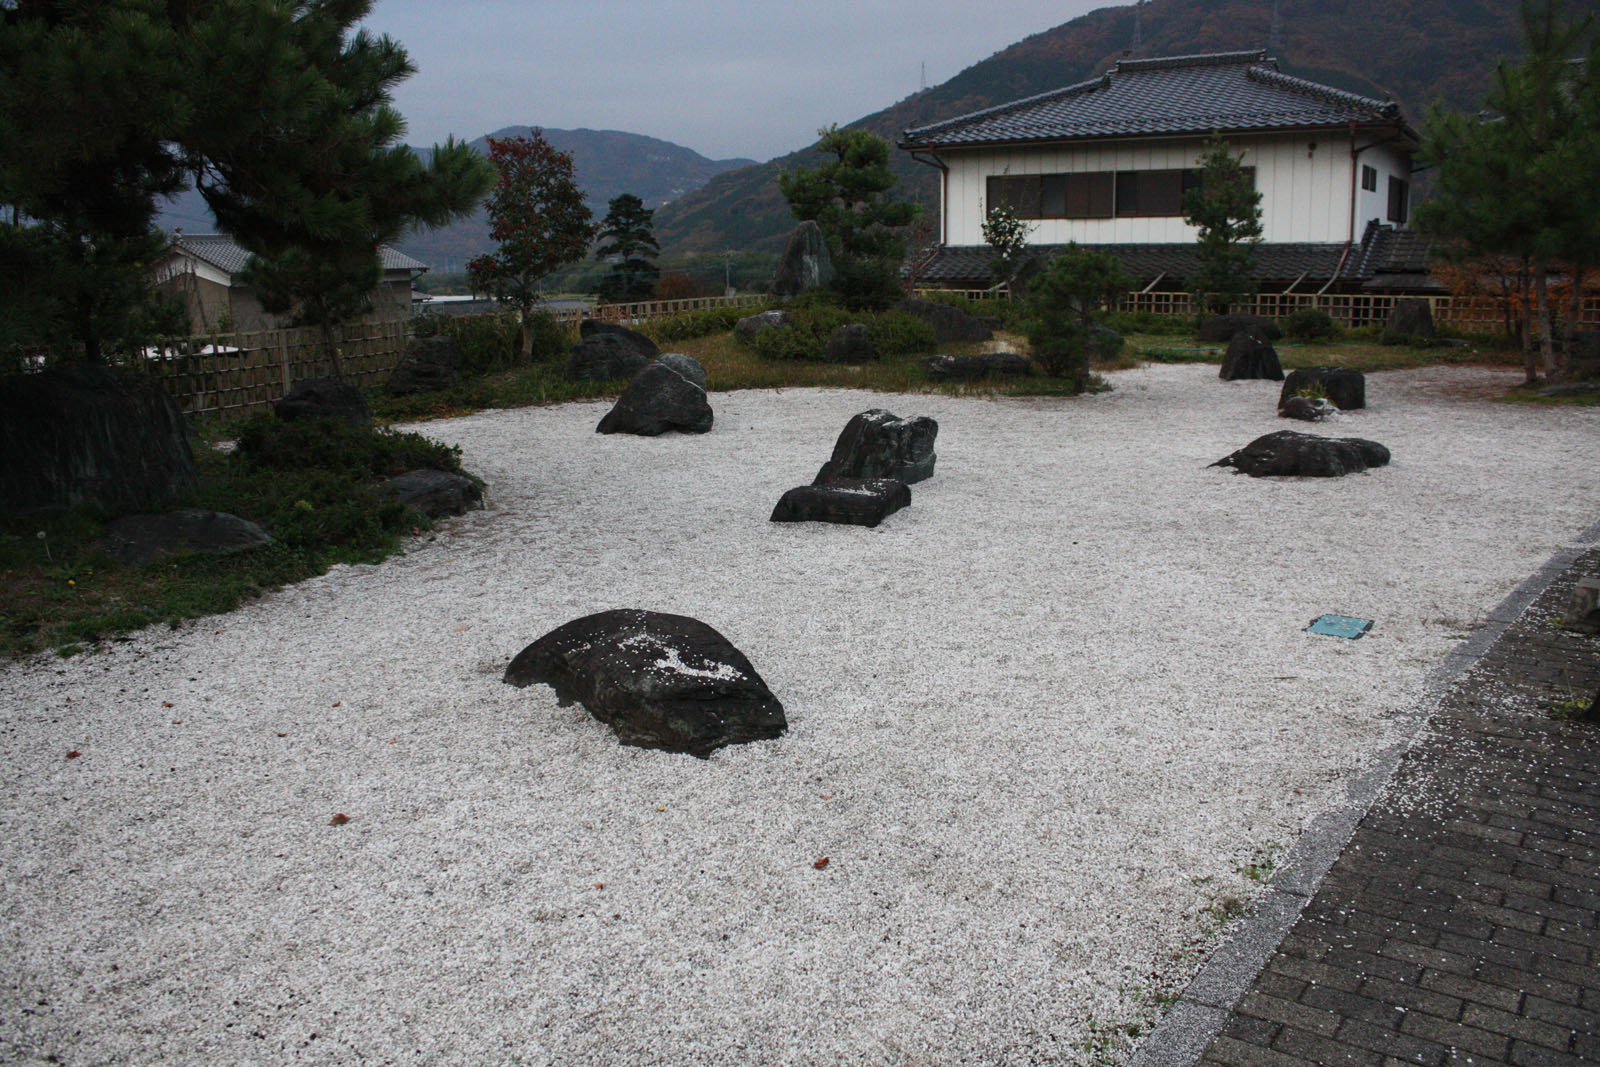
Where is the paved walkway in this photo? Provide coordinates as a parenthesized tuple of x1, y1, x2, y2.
(1134, 533, 1600, 1067)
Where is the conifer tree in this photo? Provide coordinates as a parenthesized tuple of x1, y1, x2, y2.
(1182, 135, 1264, 316)
(594, 194, 661, 303)
(778, 126, 920, 309)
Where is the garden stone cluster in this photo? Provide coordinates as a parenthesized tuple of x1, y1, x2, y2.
(771, 408, 937, 528)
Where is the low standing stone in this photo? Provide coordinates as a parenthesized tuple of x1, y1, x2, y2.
(595, 360, 713, 436)
(814, 409, 938, 484)
(386, 336, 463, 396)
(1219, 330, 1285, 381)
(1383, 298, 1437, 344)
(276, 377, 371, 425)
(770, 478, 911, 528)
(825, 323, 877, 363)
(734, 310, 792, 345)
(566, 320, 660, 381)
(1281, 367, 1366, 411)
(503, 609, 787, 758)
(1211, 430, 1390, 477)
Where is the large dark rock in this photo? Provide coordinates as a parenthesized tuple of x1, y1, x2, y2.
(375, 469, 483, 517)
(922, 353, 1034, 382)
(98, 509, 271, 565)
(1219, 330, 1285, 381)
(893, 298, 994, 343)
(276, 377, 370, 425)
(1211, 430, 1391, 477)
(734, 310, 792, 345)
(772, 220, 835, 299)
(1199, 314, 1283, 343)
(814, 409, 938, 485)
(0, 363, 197, 513)
(1280, 367, 1366, 411)
(596, 360, 713, 436)
(824, 323, 877, 363)
(504, 609, 787, 758)
(1383, 298, 1437, 344)
(770, 477, 912, 528)
(565, 325, 658, 382)
(654, 352, 708, 392)
(385, 336, 463, 396)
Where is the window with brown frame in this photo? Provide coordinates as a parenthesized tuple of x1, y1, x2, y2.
(987, 172, 1114, 220)
(1361, 164, 1378, 192)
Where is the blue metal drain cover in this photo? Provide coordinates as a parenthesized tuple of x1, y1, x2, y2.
(1306, 614, 1374, 639)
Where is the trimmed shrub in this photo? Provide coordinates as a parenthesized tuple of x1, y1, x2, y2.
(646, 306, 754, 343)
(1283, 308, 1337, 341)
(412, 309, 568, 372)
(233, 414, 465, 480)
(866, 311, 938, 357)
(751, 325, 825, 362)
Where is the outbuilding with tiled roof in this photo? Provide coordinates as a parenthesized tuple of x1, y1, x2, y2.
(152, 233, 429, 334)
(899, 51, 1429, 293)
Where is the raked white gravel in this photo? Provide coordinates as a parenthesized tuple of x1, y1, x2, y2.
(3, 363, 1596, 1066)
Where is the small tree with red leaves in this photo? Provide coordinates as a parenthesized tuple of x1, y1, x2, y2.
(467, 131, 595, 358)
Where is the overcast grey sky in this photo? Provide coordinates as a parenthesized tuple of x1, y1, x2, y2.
(362, 1, 1118, 163)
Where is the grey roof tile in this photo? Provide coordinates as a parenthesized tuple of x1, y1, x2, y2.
(169, 233, 428, 275)
(901, 51, 1413, 149)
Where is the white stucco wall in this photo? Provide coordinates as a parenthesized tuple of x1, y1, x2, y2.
(934, 131, 1408, 246)
(1352, 140, 1413, 232)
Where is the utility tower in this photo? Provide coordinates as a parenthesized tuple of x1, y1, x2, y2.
(1268, 0, 1282, 51)
(1131, 0, 1144, 54)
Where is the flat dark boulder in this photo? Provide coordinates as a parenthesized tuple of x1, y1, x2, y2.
(893, 297, 994, 343)
(1219, 330, 1285, 381)
(770, 477, 911, 528)
(567, 321, 660, 382)
(596, 360, 713, 436)
(0, 363, 197, 513)
(375, 469, 483, 517)
(99, 508, 272, 565)
(1211, 430, 1391, 478)
(1281, 367, 1365, 410)
(922, 353, 1033, 382)
(276, 377, 370, 425)
(504, 609, 786, 758)
(734, 310, 792, 345)
(814, 409, 938, 485)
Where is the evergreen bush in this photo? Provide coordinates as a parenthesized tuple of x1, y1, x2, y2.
(1283, 308, 1338, 340)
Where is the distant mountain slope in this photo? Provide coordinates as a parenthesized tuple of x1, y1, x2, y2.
(654, 0, 1526, 255)
(154, 127, 754, 270)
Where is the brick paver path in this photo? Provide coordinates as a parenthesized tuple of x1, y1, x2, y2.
(1198, 547, 1600, 1066)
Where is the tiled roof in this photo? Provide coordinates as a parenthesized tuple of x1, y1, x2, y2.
(901, 52, 1413, 149)
(168, 233, 428, 275)
(916, 229, 1440, 291)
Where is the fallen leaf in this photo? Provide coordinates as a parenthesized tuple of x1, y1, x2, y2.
(331, 702, 341, 708)
(277, 732, 287, 738)
(595, 882, 605, 890)
(65, 750, 80, 759)
(161, 701, 173, 708)
(328, 813, 350, 826)
(813, 857, 830, 870)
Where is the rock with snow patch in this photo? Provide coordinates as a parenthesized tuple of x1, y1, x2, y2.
(1211, 430, 1390, 478)
(503, 609, 786, 757)
(595, 360, 713, 436)
(98, 508, 272, 565)
(375, 469, 483, 517)
(814, 409, 938, 484)
(770, 477, 911, 528)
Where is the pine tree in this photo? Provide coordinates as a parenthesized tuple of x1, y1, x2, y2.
(0, 0, 492, 366)
(467, 132, 595, 358)
(778, 126, 920, 309)
(1182, 134, 1264, 316)
(594, 194, 661, 304)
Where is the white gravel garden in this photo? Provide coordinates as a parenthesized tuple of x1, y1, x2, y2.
(3, 362, 1596, 1065)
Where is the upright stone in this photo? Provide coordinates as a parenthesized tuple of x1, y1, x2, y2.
(772, 221, 836, 298)
(276, 377, 370, 425)
(0, 364, 197, 513)
(1219, 330, 1285, 381)
(815, 409, 938, 484)
(1383, 298, 1436, 344)
(566, 321, 659, 382)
